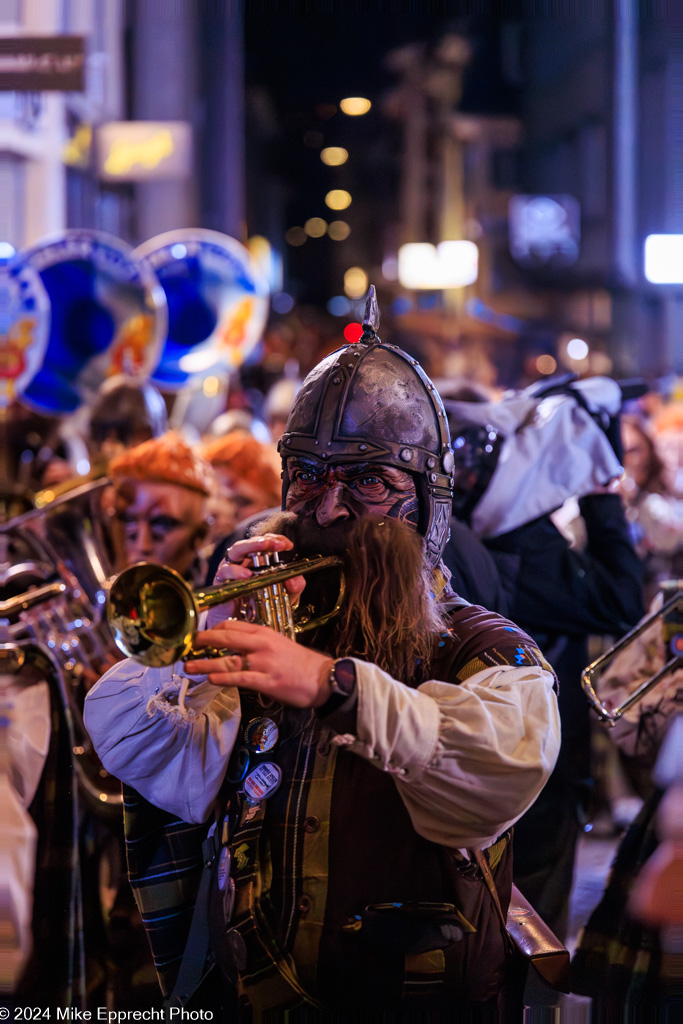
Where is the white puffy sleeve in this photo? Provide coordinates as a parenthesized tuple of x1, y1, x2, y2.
(84, 659, 241, 823)
(333, 660, 560, 851)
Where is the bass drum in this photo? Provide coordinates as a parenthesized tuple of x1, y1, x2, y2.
(133, 228, 270, 390)
(0, 248, 50, 414)
(17, 229, 167, 415)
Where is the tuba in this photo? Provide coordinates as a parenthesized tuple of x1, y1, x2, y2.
(132, 228, 270, 392)
(1, 514, 124, 814)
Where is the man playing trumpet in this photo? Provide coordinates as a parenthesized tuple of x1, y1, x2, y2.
(85, 292, 560, 1017)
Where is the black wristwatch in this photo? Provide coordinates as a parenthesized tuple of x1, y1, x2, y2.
(317, 658, 357, 718)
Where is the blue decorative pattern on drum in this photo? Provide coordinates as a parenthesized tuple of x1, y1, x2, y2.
(132, 229, 270, 390)
(19, 230, 166, 414)
(0, 250, 50, 411)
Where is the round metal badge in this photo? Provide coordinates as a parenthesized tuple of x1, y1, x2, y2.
(244, 716, 279, 753)
(242, 761, 282, 805)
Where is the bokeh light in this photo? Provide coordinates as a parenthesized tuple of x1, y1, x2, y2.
(343, 267, 368, 298)
(272, 292, 295, 314)
(320, 147, 348, 166)
(535, 354, 558, 375)
(304, 217, 327, 238)
(567, 337, 589, 360)
(285, 226, 307, 247)
(325, 190, 352, 211)
(328, 220, 351, 240)
(203, 375, 220, 398)
(340, 97, 371, 116)
(343, 322, 364, 343)
(327, 295, 351, 316)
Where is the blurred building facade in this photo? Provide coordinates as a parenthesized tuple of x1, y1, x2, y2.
(1, 0, 244, 249)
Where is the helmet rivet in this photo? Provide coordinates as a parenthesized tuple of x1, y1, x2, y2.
(333, 377, 341, 384)
(442, 451, 455, 473)
(314, 440, 319, 445)
(430, 473, 438, 483)
(399, 448, 412, 462)
(285, 438, 291, 445)
(427, 457, 436, 468)
(322, 452, 329, 459)
(359, 443, 368, 451)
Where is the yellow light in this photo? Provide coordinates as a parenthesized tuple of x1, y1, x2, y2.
(536, 355, 557, 376)
(328, 221, 351, 241)
(320, 147, 348, 166)
(340, 97, 371, 116)
(325, 190, 352, 211)
(344, 267, 368, 299)
(304, 217, 328, 238)
(203, 376, 220, 398)
(103, 129, 174, 175)
(285, 227, 307, 247)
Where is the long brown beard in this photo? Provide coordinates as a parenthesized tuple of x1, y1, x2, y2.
(257, 510, 447, 684)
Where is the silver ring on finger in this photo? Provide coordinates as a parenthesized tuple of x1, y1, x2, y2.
(241, 654, 251, 672)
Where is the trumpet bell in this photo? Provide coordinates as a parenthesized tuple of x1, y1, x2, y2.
(108, 562, 197, 667)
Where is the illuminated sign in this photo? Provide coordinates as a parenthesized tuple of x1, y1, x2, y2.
(509, 195, 580, 268)
(644, 235, 683, 284)
(95, 121, 192, 181)
(0, 36, 84, 91)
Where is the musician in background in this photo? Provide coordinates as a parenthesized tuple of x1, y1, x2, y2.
(88, 375, 169, 463)
(85, 301, 561, 1017)
(108, 431, 216, 585)
(201, 432, 281, 544)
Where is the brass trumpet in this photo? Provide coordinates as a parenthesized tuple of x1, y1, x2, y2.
(582, 580, 682, 724)
(107, 553, 346, 667)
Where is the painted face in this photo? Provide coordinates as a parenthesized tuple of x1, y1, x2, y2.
(112, 480, 207, 577)
(284, 457, 419, 529)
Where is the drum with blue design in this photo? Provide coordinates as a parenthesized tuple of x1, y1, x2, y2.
(19, 230, 166, 413)
(0, 249, 50, 411)
(132, 229, 270, 390)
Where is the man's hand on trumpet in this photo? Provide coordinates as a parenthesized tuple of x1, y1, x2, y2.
(191, 531, 335, 708)
(185, 620, 334, 708)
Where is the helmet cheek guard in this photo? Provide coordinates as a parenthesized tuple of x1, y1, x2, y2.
(278, 292, 454, 568)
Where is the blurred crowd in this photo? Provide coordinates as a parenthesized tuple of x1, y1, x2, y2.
(3, 315, 681, 1014)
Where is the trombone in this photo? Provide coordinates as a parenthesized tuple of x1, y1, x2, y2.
(107, 552, 346, 667)
(582, 580, 682, 724)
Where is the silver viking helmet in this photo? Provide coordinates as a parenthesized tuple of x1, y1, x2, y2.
(278, 287, 455, 567)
